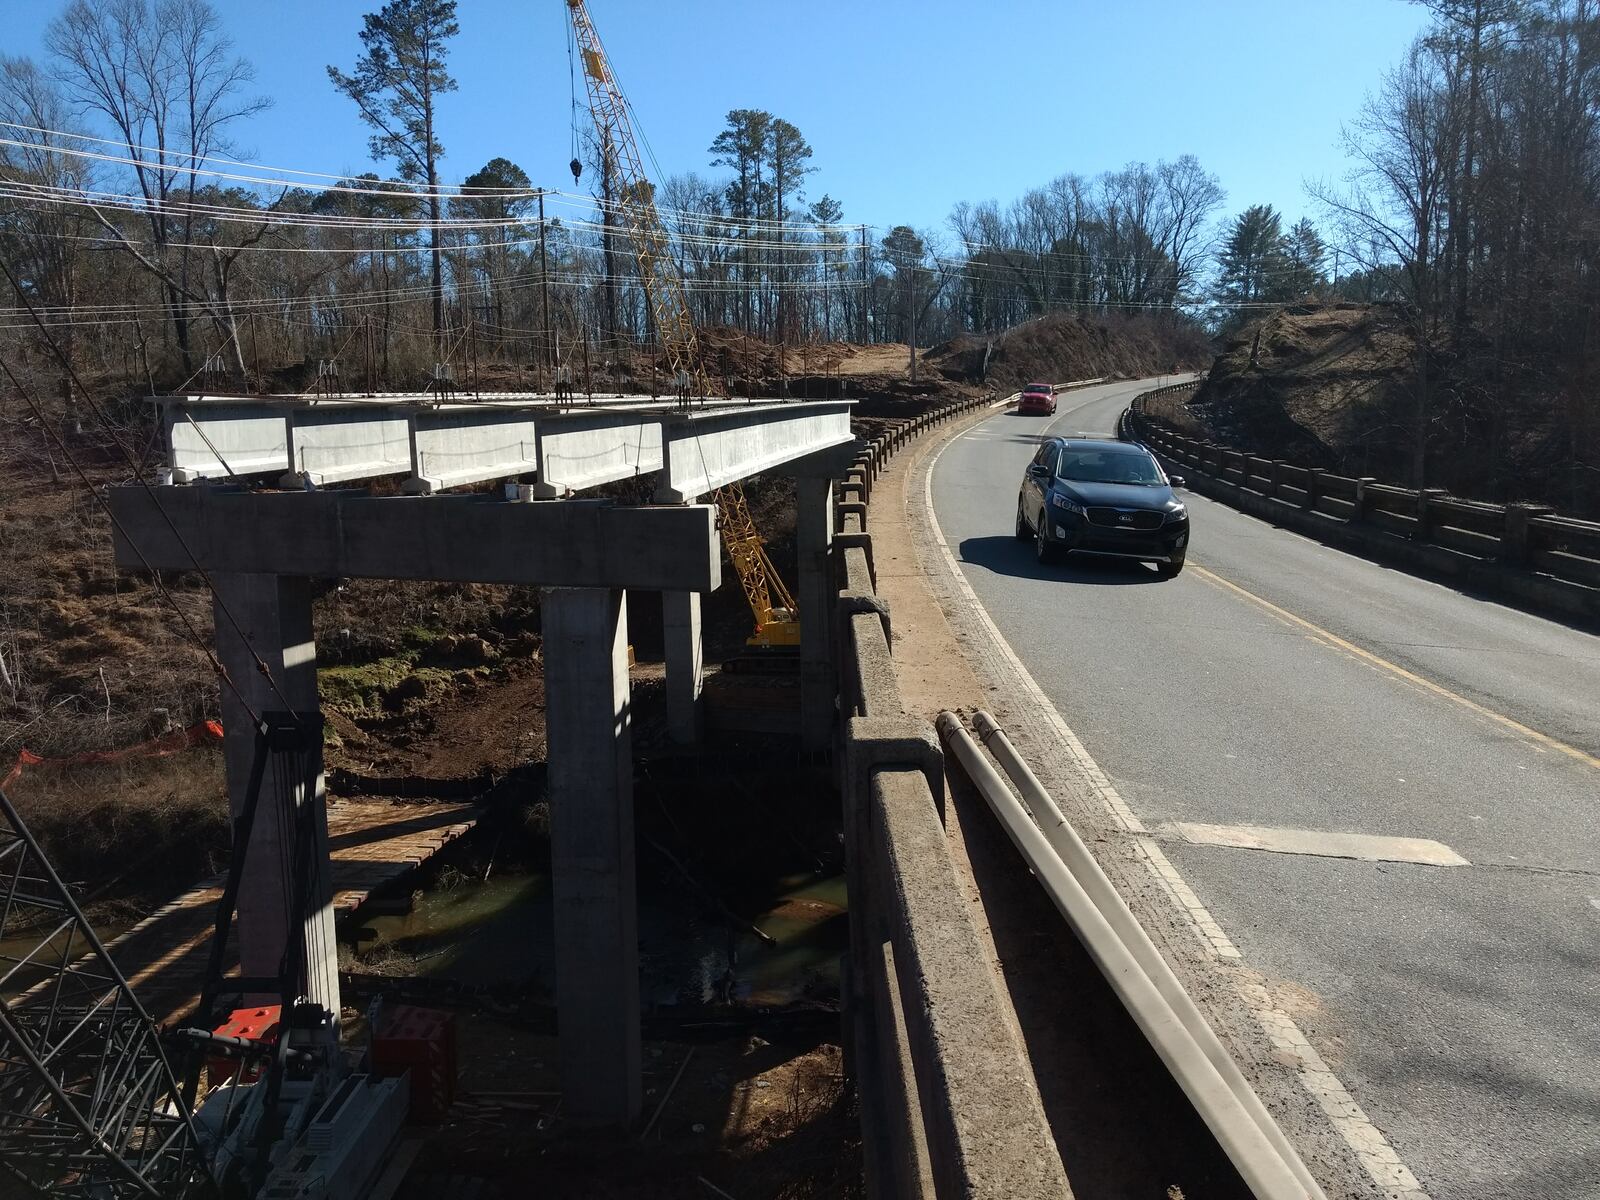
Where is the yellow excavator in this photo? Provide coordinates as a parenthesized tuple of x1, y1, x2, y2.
(565, 0, 801, 649)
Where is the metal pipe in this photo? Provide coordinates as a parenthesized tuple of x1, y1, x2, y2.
(970, 709, 1326, 1200)
(935, 711, 1316, 1200)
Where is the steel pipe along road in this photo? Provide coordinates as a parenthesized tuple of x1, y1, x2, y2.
(938, 710, 1325, 1200)
(924, 378, 1600, 1200)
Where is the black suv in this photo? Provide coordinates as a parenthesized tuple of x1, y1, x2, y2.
(1015, 436, 1189, 576)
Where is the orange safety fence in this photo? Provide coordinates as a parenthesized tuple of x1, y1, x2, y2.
(2, 720, 224, 792)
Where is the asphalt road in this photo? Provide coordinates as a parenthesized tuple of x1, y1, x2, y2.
(928, 378, 1600, 1200)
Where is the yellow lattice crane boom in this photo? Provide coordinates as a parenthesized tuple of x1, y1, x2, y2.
(565, 0, 800, 648)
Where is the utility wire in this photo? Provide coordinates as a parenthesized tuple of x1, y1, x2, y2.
(0, 254, 298, 720)
(0, 356, 262, 726)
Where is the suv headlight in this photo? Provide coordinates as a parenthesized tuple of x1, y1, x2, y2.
(1163, 503, 1188, 524)
(1050, 493, 1085, 515)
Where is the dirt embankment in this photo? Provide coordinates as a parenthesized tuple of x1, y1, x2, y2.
(1184, 302, 1600, 515)
(1183, 303, 1416, 473)
(930, 311, 1212, 393)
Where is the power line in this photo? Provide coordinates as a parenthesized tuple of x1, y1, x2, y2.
(0, 255, 298, 723)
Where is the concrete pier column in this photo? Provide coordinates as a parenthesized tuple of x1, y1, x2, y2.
(662, 590, 703, 745)
(796, 476, 836, 751)
(542, 586, 641, 1127)
(211, 573, 339, 1014)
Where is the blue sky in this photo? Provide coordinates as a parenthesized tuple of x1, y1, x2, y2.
(5, 0, 1432, 242)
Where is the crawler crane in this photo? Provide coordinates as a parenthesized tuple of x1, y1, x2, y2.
(565, 0, 801, 648)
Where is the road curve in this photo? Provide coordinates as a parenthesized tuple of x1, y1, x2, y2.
(928, 378, 1600, 1200)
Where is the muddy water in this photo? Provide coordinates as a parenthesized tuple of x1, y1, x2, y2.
(344, 865, 846, 1008)
(0, 919, 134, 1003)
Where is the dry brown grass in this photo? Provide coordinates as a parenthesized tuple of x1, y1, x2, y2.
(6, 746, 229, 919)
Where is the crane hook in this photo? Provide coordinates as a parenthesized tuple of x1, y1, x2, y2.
(570, 157, 583, 184)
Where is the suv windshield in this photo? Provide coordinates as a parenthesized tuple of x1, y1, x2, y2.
(1057, 447, 1164, 485)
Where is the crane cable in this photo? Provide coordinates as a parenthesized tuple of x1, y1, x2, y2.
(567, 14, 583, 184)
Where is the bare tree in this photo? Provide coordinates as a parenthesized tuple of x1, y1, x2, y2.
(47, 0, 266, 372)
(0, 58, 94, 372)
(1313, 40, 1460, 485)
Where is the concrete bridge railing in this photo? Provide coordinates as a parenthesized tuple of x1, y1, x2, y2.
(1126, 383, 1600, 625)
(833, 392, 1074, 1199)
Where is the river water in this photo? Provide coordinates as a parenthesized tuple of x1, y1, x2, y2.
(343, 863, 847, 1009)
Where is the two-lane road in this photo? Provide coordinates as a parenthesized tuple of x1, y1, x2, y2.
(928, 379, 1600, 1199)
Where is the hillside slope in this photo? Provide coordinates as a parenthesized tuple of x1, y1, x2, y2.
(1182, 303, 1600, 516)
(1188, 303, 1414, 471)
(931, 312, 1211, 392)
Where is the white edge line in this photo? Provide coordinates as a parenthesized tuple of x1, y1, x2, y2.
(918, 412, 1430, 1200)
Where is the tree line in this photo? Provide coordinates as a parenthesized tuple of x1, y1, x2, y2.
(1308, 0, 1600, 506)
(0, 0, 1235, 394)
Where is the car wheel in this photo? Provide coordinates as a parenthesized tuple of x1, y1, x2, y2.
(1035, 516, 1058, 564)
(1157, 556, 1185, 579)
(1015, 500, 1031, 540)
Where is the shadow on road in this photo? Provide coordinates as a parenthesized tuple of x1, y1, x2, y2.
(958, 534, 1166, 585)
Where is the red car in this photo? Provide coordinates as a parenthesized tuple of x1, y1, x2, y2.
(1016, 382, 1057, 415)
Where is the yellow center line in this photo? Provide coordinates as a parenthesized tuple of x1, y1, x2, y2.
(1189, 563, 1600, 772)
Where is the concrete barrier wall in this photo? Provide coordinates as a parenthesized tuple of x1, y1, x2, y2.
(834, 388, 1078, 1199)
(1124, 384, 1600, 626)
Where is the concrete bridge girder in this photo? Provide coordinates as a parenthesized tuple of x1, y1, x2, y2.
(158, 395, 853, 504)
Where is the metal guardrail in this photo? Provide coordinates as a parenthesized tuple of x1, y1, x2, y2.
(1124, 383, 1600, 621)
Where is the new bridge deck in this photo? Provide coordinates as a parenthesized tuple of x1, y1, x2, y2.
(112, 798, 478, 1026)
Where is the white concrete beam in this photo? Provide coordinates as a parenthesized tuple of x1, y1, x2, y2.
(533, 409, 663, 498)
(165, 403, 290, 481)
(282, 406, 411, 487)
(657, 401, 854, 503)
(158, 396, 855, 497)
(404, 408, 539, 494)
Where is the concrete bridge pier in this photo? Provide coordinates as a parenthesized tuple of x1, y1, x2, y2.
(210, 572, 340, 1014)
(796, 475, 837, 752)
(661, 590, 703, 745)
(542, 586, 642, 1127)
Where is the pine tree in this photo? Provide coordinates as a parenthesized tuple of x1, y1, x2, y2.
(1278, 218, 1327, 301)
(710, 110, 773, 332)
(1214, 204, 1287, 330)
(456, 157, 532, 331)
(328, 0, 459, 354)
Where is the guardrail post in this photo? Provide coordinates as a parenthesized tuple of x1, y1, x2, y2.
(1501, 502, 1554, 567)
(1208, 443, 1227, 477)
(1414, 487, 1447, 540)
(1268, 460, 1283, 498)
(1353, 477, 1379, 522)
(1303, 468, 1324, 510)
